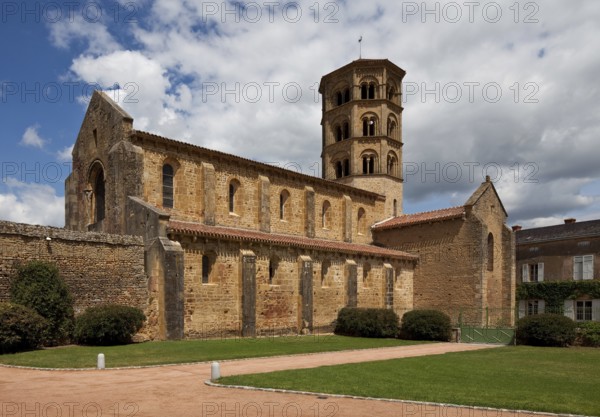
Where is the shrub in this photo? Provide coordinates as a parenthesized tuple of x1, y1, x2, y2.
(75, 304, 146, 346)
(577, 321, 600, 347)
(400, 310, 452, 341)
(334, 307, 399, 338)
(10, 261, 74, 345)
(516, 314, 576, 347)
(0, 302, 48, 354)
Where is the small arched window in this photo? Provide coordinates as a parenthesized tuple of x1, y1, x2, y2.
(229, 179, 240, 213)
(94, 171, 105, 222)
(393, 199, 398, 217)
(162, 164, 174, 208)
(336, 91, 343, 106)
(487, 233, 494, 271)
(202, 254, 213, 284)
(321, 260, 331, 287)
(279, 190, 290, 220)
(343, 122, 349, 139)
(343, 159, 350, 176)
(357, 208, 367, 235)
(344, 88, 350, 103)
(363, 262, 371, 285)
(269, 257, 279, 284)
(322, 200, 331, 228)
(388, 86, 396, 101)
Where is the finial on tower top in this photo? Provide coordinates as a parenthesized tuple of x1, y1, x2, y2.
(358, 36, 363, 59)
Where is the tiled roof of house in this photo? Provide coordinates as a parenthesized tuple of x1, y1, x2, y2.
(168, 220, 418, 260)
(516, 219, 600, 244)
(371, 206, 466, 231)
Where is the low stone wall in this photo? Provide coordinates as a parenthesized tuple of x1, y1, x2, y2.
(0, 221, 154, 339)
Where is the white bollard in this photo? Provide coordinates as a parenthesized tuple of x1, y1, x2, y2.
(97, 353, 105, 370)
(211, 361, 220, 380)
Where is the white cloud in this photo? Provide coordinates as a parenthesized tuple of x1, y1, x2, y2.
(20, 125, 47, 149)
(57, 144, 74, 162)
(0, 179, 64, 227)
(53, 0, 600, 227)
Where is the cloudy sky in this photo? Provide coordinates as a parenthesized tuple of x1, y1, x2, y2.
(1, 0, 599, 229)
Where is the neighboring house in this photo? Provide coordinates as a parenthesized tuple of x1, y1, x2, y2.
(516, 219, 600, 321)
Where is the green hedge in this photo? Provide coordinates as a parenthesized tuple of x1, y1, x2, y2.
(75, 304, 145, 346)
(577, 321, 600, 347)
(516, 314, 576, 347)
(400, 310, 452, 341)
(334, 307, 399, 338)
(10, 261, 74, 345)
(0, 302, 48, 354)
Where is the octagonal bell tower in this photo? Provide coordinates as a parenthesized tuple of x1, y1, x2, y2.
(319, 59, 405, 218)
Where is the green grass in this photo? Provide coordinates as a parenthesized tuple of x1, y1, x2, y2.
(0, 335, 422, 368)
(220, 346, 600, 416)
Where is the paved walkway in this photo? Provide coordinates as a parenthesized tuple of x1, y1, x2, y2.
(0, 343, 554, 417)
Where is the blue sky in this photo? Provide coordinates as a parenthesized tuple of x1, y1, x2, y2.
(1, 0, 600, 228)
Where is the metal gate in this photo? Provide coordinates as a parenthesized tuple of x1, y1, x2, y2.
(458, 307, 515, 345)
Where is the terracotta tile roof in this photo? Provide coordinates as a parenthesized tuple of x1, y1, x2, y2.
(372, 206, 466, 231)
(168, 220, 417, 260)
(517, 219, 600, 244)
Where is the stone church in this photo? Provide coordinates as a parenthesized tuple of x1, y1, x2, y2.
(3, 59, 515, 340)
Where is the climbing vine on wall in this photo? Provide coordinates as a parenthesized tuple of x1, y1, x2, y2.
(517, 281, 600, 310)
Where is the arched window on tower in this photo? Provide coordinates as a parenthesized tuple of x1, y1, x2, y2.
(335, 161, 343, 179)
(343, 159, 350, 176)
(368, 83, 375, 99)
(162, 164, 174, 208)
(336, 125, 343, 142)
(336, 91, 343, 106)
(388, 86, 396, 101)
(393, 199, 398, 217)
(361, 83, 368, 99)
(344, 88, 350, 103)
(361, 152, 378, 175)
(387, 118, 397, 140)
(387, 152, 397, 176)
(363, 117, 376, 136)
(343, 122, 349, 139)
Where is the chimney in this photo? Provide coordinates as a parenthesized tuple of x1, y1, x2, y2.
(564, 218, 576, 224)
(512, 225, 522, 232)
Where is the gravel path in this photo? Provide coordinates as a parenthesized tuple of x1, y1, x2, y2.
(0, 342, 556, 417)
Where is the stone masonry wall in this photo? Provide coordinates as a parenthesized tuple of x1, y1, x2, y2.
(0, 221, 153, 337)
(174, 235, 414, 338)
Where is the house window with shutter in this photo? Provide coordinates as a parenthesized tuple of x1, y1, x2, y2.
(576, 300, 593, 321)
(522, 263, 544, 282)
(574, 255, 594, 280)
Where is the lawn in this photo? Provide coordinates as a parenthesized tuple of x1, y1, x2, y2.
(0, 335, 422, 368)
(219, 346, 600, 416)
